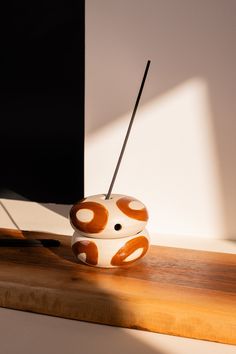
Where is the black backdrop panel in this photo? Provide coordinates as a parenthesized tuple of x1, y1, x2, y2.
(0, 1, 84, 203)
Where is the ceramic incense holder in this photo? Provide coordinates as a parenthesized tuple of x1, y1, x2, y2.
(70, 61, 151, 268)
(69, 194, 150, 268)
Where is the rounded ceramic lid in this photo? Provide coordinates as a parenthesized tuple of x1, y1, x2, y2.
(69, 194, 148, 239)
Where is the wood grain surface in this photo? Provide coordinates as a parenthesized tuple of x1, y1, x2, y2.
(0, 227, 235, 344)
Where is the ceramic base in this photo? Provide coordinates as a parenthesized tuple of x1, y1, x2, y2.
(71, 229, 150, 268)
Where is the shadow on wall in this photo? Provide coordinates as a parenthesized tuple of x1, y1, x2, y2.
(86, 0, 236, 240)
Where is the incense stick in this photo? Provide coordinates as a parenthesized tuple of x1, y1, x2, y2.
(105, 60, 151, 199)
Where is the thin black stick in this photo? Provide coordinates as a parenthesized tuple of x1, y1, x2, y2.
(105, 60, 151, 199)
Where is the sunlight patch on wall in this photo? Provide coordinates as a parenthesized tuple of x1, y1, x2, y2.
(85, 78, 225, 239)
(0, 199, 73, 236)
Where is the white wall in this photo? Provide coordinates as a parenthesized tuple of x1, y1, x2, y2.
(85, 0, 236, 240)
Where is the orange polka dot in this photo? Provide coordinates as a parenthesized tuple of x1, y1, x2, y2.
(70, 201, 108, 234)
(72, 240, 98, 265)
(111, 236, 149, 266)
(116, 197, 148, 221)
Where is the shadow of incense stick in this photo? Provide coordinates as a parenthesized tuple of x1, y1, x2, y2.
(0, 200, 21, 230)
(0, 238, 60, 247)
(0, 201, 61, 247)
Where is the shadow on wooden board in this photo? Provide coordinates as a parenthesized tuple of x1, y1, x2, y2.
(0, 227, 165, 354)
(0, 225, 235, 346)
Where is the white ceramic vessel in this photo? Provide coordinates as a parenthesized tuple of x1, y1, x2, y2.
(69, 194, 150, 268)
(71, 228, 150, 268)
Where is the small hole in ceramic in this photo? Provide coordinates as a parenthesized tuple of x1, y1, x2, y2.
(114, 224, 122, 231)
(101, 195, 113, 200)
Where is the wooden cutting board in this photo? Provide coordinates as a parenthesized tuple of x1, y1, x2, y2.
(0, 227, 235, 345)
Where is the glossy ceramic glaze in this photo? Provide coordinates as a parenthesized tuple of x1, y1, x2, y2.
(70, 194, 148, 239)
(71, 228, 150, 268)
(69, 193, 150, 268)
